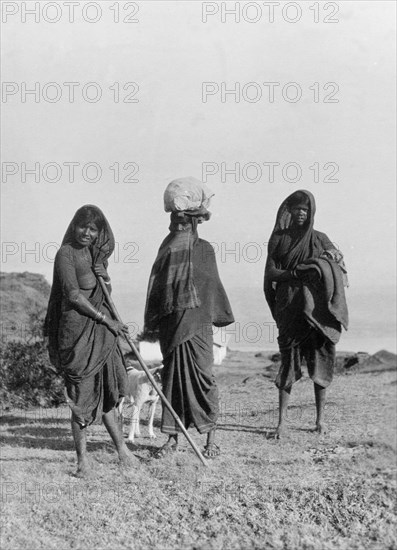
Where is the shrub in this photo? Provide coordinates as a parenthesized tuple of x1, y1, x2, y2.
(0, 310, 64, 408)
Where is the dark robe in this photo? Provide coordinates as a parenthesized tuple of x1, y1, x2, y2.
(44, 205, 127, 426)
(144, 218, 234, 434)
(264, 191, 348, 390)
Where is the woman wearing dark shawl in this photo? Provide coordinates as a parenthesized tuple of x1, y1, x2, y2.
(144, 177, 234, 458)
(45, 205, 136, 476)
(264, 190, 348, 437)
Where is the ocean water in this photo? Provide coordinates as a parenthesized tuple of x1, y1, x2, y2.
(113, 285, 396, 355)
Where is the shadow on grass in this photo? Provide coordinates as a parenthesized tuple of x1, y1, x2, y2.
(0, 431, 116, 452)
(125, 440, 159, 455)
(0, 420, 123, 454)
(217, 423, 273, 435)
(0, 413, 73, 451)
(0, 415, 71, 426)
(0, 456, 68, 463)
(1, 412, 156, 455)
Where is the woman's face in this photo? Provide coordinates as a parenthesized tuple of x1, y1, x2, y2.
(290, 204, 309, 227)
(74, 221, 99, 247)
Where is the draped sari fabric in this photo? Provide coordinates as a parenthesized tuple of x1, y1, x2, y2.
(144, 219, 234, 434)
(44, 205, 127, 426)
(264, 191, 348, 390)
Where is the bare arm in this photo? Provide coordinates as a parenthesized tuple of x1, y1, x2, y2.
(93, 263, 112, 294)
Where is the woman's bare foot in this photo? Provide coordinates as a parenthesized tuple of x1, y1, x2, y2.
(75, 457, 90, 478)
(202, 443, 220, 458)
(314, 422, 327, 434)
(154, 440, 178, 459)
(273, 423, 286, 440)
(119, 450, 139, 468)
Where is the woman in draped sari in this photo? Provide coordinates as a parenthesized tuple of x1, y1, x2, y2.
(144, 177, 234, 458)
(45, 205, 136, 476)
(264, 190, 348, 437)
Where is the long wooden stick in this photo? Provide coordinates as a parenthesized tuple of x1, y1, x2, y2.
(98, 276, 208, 467)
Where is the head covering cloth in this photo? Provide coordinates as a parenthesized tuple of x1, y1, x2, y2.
(60, 204, 115, 266)
(270, 189, 320, 269)
(164, 176, 214, 215)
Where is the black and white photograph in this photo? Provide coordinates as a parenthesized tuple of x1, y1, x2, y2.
(1, 1, 396, 548)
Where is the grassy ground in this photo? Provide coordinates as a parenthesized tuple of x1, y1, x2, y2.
(1, 351, 396, 550)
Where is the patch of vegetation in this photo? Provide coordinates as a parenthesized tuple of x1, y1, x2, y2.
(0, 310, 64, 408)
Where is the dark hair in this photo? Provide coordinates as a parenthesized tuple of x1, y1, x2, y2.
(72, 206, 105, 232)
(287, 191, 310, 209)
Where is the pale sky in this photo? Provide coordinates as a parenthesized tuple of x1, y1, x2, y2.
(1, 1, 396, 347)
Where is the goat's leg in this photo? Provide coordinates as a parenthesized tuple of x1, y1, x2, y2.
(135, 404, 142, 437)
(147, 400, 158, 439)
(128, 403, 140, 441)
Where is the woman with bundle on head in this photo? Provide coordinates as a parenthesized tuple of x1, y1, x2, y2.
(144, 177, 234, 458)
(264, 190, 349, 438)
(45, 205, 136, 476)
